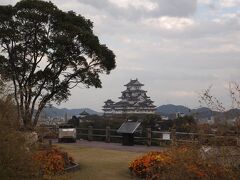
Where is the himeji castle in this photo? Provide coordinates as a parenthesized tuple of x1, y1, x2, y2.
(103, 79, 156, 115)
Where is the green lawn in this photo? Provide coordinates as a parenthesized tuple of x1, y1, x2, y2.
(53, 144, 142, 180)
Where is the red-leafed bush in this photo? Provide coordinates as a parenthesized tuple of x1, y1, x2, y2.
(33, 147, 75, 175)
(129, 146, 239, 180)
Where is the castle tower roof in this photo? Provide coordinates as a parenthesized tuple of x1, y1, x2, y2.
(124, 78, 144, 86)
(103, 78, 156, 114)
(104, 99, 115, 104)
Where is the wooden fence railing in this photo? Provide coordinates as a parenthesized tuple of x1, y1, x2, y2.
(73, 126, 240, 146)
(49, 126, 240, 146)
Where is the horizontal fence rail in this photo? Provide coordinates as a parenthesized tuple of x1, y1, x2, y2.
(47, 126, 240, 146)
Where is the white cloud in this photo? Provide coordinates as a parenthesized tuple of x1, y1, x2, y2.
(198, 0, 240, 7)
(76, 0, 197, 20)
(166, 91, 196, 98)
(221, 13, 240, 19)
(142, 16, 195, 30)
(199, 0, 212, 4)
(108, 0, 158, 11)
(219, 0, 240, 8)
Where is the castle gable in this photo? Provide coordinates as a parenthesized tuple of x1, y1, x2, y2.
(103, 79, 156, 114)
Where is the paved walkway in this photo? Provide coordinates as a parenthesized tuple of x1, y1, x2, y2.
(59, 140, 167, 153)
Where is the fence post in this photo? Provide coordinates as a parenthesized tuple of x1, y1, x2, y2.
(48, 139, 52, 146)
(106, 126, 111, 143)
(190, 133, 195, 143)
(147, 128, 151, 146)
(88, 126, 93, 141)
(171, 129, 176, 145)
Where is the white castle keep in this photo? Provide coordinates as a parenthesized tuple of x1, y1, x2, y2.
(103, 79, 156, 114)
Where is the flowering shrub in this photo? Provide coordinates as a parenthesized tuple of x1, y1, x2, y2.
(33, 147, 74, 175)
(129, 147, 239, 180)
(129, 151, 174, 179)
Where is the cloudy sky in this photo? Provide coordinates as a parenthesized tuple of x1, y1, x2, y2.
(1, 0, 240, 111)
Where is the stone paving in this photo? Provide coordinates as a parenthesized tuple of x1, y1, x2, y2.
(62, 140, 167, 153)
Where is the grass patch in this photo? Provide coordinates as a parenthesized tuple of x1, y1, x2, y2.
(52, 144, 141, 180)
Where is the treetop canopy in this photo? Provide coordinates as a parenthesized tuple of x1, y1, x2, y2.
(0, 0, 116, 129)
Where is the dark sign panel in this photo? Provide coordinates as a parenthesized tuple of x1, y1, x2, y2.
(117, 121, 141, 134)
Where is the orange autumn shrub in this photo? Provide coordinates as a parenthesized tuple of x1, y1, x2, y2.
(33, 147, 74, 175)
(129, 146, 239, 180)
(129, 151, 174, 179)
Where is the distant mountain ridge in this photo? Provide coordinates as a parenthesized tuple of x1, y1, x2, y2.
(41, 106, 101, 118)
(157, 104, 240, 119)
(157, 104, 191, 115)
(41, 104, 240, 119)
(157, 104, 213, 119)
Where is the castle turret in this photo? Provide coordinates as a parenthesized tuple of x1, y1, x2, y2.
(103, 79, 156, 115)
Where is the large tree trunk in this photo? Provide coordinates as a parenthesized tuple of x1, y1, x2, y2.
(22, 109, 33, 130)
(18, 93, 34, 130)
